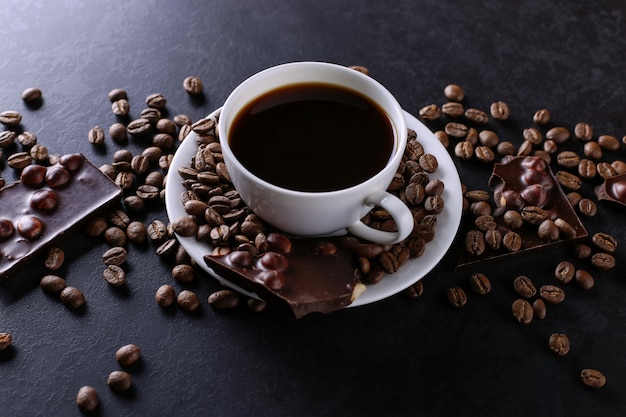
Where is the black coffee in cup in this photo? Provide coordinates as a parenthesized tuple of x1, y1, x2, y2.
(228, 82, 395, 192)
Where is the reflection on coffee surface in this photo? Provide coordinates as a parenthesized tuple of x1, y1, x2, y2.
(229, 82, 394, 192)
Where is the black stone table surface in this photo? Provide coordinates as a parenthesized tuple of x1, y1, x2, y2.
(1, 1, 625, 416)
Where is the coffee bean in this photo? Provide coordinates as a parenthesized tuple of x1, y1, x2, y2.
(556, 151, 580, 168)
(490, 101, 510, 120)
(464, 230, 485, 256)
(111, 98, 130, 116)
(444, 84, 464, 101)
(44, 247, 65, 271)
(540, 284, 565, 304)
(591, 232, 617, 253)
(548, 333, 570, 356)
(155, 284, 176, 307)
(84, 217, 108, 238)
(446, 287, 467, 308)
(503, 231, 522, 252)
(554, 261, 575, 283)
(512, 299, 533, 324)
(532, 299, 547, 320)
(479, 130, 499, 147)
(405, 280, 424, 298)
(464, 108, 489, 124)
(60, 286, 86, 309)
(172, 264, 195, 283)
(8, 152, 33, 169)
(0, 332, 13, 351)
(441, 102, 464, 118)
(521, 206, 548, 225)
(611, 160, 626, 174)
(127, 118, 152, 136)
(107, 370, 133, 392)
(0, 110, 22, 126)
(103, 265, 126, 287)
(116, 343, 141, 366)
(183, 76, 204, 96)
(146, 93, 167, 109)
(102, 246, 127, 266)
(580, 369, 606, 388)
(454, 140, 474, 159)
(0, 130, 17, 148)
(573, 243, 592, 259)
(446, 122, 469, 138)
(597, 161, 617, 179)
(22, 87, 42, 103)
(546, 126, 570, 143)
(522, 127, 543, 145)
(513, 275, 537, 298)
(177, 289, 200, 311)
(88, 126, 105, 145)
(76, 386, 99, 413)
(475, 146, 495, 162)
(208, 290, 241, 310)
(104, 226, 127, 247)
(40, 274, 67, 294)
(109, 123, 128, 144)
(497, 141, 516, 156)
(591, 252, 615, 271)
(538, 219, 560, 242)
(575, 269, 595, 290)
(17, 131, 37, 147)
(598, 134, 620, 151)
(171, 216, 198, 238)
(574, 122, 593, 141)
(469, 272, 491, 295)
(418, 104, 441, 121)
(141, 107, 162, 124)
(533, 108, 550, 125)
(108, 88, 127, 102)
(502, 210, 523, 229)
(578, 159, 597, 179)
(578, 198, 597, 217)
(516, 140, 533, 157)
(555, 171, 581, 191)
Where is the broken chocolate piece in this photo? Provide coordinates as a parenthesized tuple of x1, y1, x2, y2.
(0, 154, 122, 281)
(204, 237, 365, 318)
(457, 156, 587, 268)
(595, 173, 626, 206)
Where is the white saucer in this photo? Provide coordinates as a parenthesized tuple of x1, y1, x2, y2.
(164, 108, 463, 308)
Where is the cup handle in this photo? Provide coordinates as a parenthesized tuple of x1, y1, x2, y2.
(347, 190, 414, 244)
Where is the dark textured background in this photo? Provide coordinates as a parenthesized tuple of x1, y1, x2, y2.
(1, 1, 625, 416)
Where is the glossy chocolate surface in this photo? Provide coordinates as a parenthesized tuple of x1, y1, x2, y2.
(595, 173, 626, 206)
(458, 156, 587, 268)
(0, 155, 122, 281)
(204, 237, 364, 318)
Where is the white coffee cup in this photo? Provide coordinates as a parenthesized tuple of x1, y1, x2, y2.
(218, 61, 413, 244)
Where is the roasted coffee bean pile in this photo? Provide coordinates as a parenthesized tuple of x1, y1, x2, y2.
(419, 83, 622, 389)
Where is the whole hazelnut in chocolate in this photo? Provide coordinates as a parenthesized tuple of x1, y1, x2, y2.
(0, 218, 15, 241)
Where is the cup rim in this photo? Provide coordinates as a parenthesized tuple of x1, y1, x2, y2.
(219, 61, 407, 197)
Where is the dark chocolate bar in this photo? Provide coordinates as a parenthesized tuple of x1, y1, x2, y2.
(595, 173, 626, 206)
(204, 236, 365, 318)
(457, 156, 587, 268)
(0, 154, 122, 281)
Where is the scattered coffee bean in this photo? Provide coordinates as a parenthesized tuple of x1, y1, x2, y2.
(0, 332, 13, 351)
(574, 122, 593, 141)
(208, 290, 241, 310)
(108, 88, 127, 102)
(598, 134, 620, 151)
(444, 84, 464, 101)
(446, 287, 467, 308)
(580, 369, 606, 388)
(88, 126, 105, 145)
(578, 198, 597, 217)
(111, 98, 130, 116)
(532, 299, 547, 320)
(76, 386, 99, 412)
(554, 261, 575, 283)
(404, 280, 424, 298)
(102, 247, 128, 266)
(116, 343, 141, 366)
(583, 141, 602, 160)
(103, 265, 126, 287)
(183, 76, 204, 96)
(419, 104, 441, 121)
(512, 299, 533, 324)
(490, 101, 510, 120)
(442, 102, 464, 118)
(533, 108, 550, 125)
(546, 126, 570, 143)
(60, 286, 85, 309)
(591, 252, 615, 271)
(502, 231, 522, 252)
(40, 274, 67, 294)
(155, 284, 176, 307)
(177, 289, 200, 311)
(446, 122, 470, 138)
(0, 110, 22, 126)
(591, 232, 617, 253)
(575, 269, 595, 290)
(513, 275, 537, 298)
(21, 87, 42, 102)
(146, 93, 167, 109)
(172, 264, 195, 283)
(107, 370, 133, 392)
(469, 272, 491, 295)
(464, 108, 489, 124)
(539, 285, 565, 304)
(548, 333, 570, 356)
